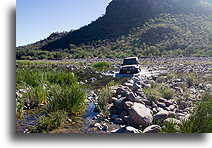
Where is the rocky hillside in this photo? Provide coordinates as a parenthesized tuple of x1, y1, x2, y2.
(17, 0, 212, 59)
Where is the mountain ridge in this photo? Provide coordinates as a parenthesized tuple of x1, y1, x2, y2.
(17, 0, 212, 59)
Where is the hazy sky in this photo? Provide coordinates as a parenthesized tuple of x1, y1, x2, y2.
(16, 0, 112, 46)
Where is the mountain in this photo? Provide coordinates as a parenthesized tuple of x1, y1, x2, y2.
(17, 0, 212, 59)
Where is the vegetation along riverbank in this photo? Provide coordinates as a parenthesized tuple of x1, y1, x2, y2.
(16, 57, 212, 133)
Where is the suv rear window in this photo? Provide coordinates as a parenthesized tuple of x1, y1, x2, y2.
(123, 58, 138, 65)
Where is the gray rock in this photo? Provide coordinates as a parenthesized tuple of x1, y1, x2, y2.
(143, 125, 162, 133)
(94, 123, 102, 130)
(198, 83, 204, 89)
(173, 79, 183, 83)
(163, 118, 182, 125)
(128, 102, 153, 126)
(132, 83, 142, 91)
(168, 105, 176, 111)
(174, 87, 184, 95)
(164, 100, 173, 107)
(126, 92, 138, 102)
(156, 101, 166, 108)
(16, 91, 23, 98)
(154, 110, 169, 122)
(111, 127, 125, 133)
(158, 98, 167, 102)
(67, 119, 72, 123)
(114, 118, 125, 124)
(123, 83, 133, 88)
(168, 111, 175, 118)
(123, 115, 131, 124)
(111, 114, 119, 120)
(113, 97, 127, 110)
(19, 89, 27, 93)
(119, 110, 128, 119)
(116, 87, 126, 95)
(89, 77, 97, 81)
(140, 99, 152, 106)
(152, 108, 158, 114)
(123, 126, 142, 133)
(178, 104, 186, 110)
(111, 107, 122, 114)
(144, 84, 151, 88)
(111, 97, 118, 102)
(124, 101, 134, 110)
(152, 101, 158, 110)
(164, 107, 171, 111)
(102, 124, 108, 131)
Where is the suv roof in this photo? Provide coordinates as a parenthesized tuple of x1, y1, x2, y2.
(124, 57, 138, 60)
(123, 57, 139, 65)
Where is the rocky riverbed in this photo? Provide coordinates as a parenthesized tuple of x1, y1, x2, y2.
(16, 57, 211, 133)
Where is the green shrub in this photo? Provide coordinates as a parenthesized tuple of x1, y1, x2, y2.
(16, 68, 86, 115)
(186, 76, 194, 87)
(162, 122, 180, 133)
(160, 85, 175, 100)
(143, 87, 162, 100)
(96, 80, 117, 117)
(35, 85, 48, 105)
(144, 83, 175, 100)
(47, 72, 77, 86)
(92, 61, 111, 69)
(48, 84, 86, 115)
(180, 89, 212, 133)
(36, 111, 67, 133)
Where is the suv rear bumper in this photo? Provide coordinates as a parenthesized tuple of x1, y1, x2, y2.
(120, 68, 140, 74)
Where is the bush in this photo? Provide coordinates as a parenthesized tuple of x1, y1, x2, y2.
(160, 85, 175, 100)
(36, 111, 67, 133)
(144, 83, 175, 100)
(143, 87, 162, 100)
(92, 61, 111, 69)
(180, 89, 212, 133)
(96, 80, 117, 117)
(48, 84, 86, 115)
(186, 76, 194, 87)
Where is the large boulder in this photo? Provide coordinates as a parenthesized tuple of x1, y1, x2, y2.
(128, 102, 153, 127)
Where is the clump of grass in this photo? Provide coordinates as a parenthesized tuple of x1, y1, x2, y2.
(162, 122, 180, 133)
(96, 80, 117, 117)
(16, 99, 25, 114)
(36, 111, 67, 133)
(143, 86, 162, 100)
(160, 85, 175, 100)
(144, 83, 175, 100)
(35, 85, 48, 105)
(47, 72, 77, 86)
(166, 73, 175, 81)
(16, 68, 87, 132)
(186, 76, 195, 87)
(180, 89, 212, 133)
(16, 69, 77, 89)
(48, 84, 86, 115)
(92, 61, 111, 69)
